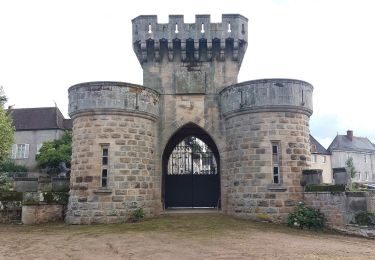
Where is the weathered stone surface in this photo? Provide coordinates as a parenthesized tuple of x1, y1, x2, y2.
(66, 13, 314, 224)
(22, 205, 64, 225)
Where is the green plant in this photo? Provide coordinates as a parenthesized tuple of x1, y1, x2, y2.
(131, 208, 145, 222)
(345, 157, 357, 179)
(42, 191, 70, 205)
(0, 172, 12, 191)
(354, 212, 375, 226)
(0, 159, 27, 173)
(36, 131, 72, 173)
(287, 203, 324, 230)
(0, 87, 15, 162)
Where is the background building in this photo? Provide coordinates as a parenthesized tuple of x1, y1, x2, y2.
(310, 135, 332, 183)
(9, 107, 71, 172)
(328, 130, 375, 182)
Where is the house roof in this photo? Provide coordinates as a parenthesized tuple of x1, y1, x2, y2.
(9, 107, 72, 131)
(328, 133, 375, 153)
(310, 135, 330, 155)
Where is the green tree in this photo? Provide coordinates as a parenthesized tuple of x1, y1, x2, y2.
(0, 87, 15, 162)
(345, 157, 357, 190)
(36, 131, 72, 172)
(345, 157, 357, 179)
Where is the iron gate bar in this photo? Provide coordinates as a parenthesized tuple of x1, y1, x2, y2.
(165, 136, 219, 208)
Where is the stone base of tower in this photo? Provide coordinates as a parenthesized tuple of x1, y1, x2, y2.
(65, 113, 161, 224)
(223, 111, 310, 223)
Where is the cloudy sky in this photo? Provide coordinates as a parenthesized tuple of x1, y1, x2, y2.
(1, 0, 374, 148)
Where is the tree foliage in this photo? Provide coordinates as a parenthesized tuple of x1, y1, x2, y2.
(0, 87, 15, 162)
(345, 157, 357, 179)
(0, 159, 27, 173)
(36, 132, 72, 171)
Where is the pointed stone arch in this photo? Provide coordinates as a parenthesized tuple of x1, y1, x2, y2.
(161, 122, 221, 208)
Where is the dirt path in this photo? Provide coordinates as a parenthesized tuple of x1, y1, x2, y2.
(0, 214, 373, 259)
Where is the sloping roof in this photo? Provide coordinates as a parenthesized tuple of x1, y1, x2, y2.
(328, 134, 375, 153)
(9, 107, 71, 131)
(310, 135, 330, 155)
(63, 119, 72, 130)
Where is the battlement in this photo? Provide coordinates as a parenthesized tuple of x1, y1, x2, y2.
(132, 14, 248, 64)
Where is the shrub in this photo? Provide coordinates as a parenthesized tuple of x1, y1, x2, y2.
(0, 159, 27, 173)
(354, 212, 375, 226)
(36, 132, 72, 172)
(287, 203, 324, 230)
(131, 208, 145, 222)
(0, 173, 12, 191)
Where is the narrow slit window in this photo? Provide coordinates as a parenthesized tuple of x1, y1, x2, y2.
(148, 23, 152, 33)
(271, 142, 280, 184)
(227, 22, 231, 33)
(175, 23, 179, 33)
(201, 23, 205, 33)
(273, 167, 279, 184)
(101, 145, 109, 188)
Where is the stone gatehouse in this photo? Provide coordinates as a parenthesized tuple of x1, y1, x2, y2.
(66, 14, 313, 224)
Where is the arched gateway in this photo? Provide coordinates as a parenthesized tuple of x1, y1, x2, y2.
(162, 123, 220, 208)
(66, 14, 313, 224)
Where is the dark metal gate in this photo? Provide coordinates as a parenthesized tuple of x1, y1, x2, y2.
(165, 136, 220, 208)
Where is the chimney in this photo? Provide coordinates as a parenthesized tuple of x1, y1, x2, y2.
(347, 130, 353, 141)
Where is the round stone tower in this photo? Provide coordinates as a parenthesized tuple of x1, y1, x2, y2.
(66, 82, 160, 224)
(220, 79, 313, 221)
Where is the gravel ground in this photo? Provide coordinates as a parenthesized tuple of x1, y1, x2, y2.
(0, 214, 373, 260)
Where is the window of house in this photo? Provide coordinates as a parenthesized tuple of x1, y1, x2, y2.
(311, 154, 317, 163)
(11, 144, 29, 159)
(364, 154, 367, 163)
(271, 142, 280, 184)
(365, 172, 369, 181)
(101, 145, 109, 187)
(357, 172, 361, 181)
(322, 156, 326, 163)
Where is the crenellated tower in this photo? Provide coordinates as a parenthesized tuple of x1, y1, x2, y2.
(132, 14, 248, 93)
(66, 13, 314, 224)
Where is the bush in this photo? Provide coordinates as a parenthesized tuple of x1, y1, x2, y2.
(0, 159, 27, 173)
(0, 191, 23, 201)
(131, 208, 145, 222)
(0, 173, 12, 191)
(354, 212, 375, 226)
(287, 203, 324, 230)
(36, 132, 72, 173)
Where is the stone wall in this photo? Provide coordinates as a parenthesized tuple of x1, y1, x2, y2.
(0, 202, 22, 224)
(22, 204, 64, 224)
(66, 113, 158, 224)
(223, 111, 311, 221)
(13, 177, 38, 192)
(303, 192, 369, 228)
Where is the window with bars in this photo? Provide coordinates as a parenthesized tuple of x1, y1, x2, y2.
(271, 142, 280, 184)
(11, 144, 29, 159)
(101, 145, 109, 187)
